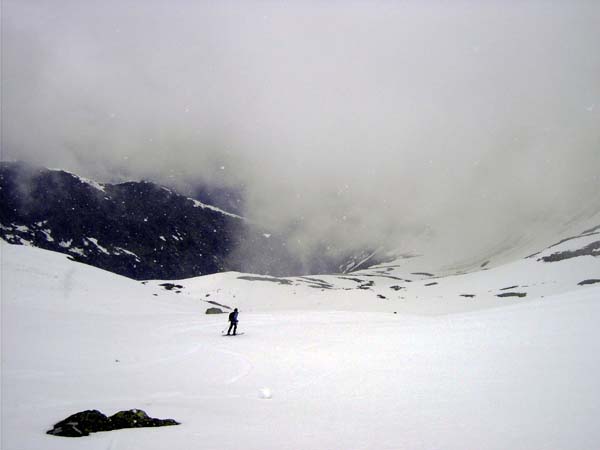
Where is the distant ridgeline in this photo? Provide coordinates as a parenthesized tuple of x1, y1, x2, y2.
(0, 162, 386, 280)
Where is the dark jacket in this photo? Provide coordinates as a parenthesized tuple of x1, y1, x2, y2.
(228, 311, 239, 323)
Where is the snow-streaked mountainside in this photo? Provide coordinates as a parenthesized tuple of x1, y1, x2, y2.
(0, 161, 388, 279)
(2, 218, 600, 449)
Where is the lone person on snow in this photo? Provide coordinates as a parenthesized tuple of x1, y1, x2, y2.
(227, 308, 239, 335)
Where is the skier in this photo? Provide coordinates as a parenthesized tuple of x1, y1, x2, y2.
(227, 308, 239, 335)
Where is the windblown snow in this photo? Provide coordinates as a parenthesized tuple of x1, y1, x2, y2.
(2, 235, 600, 449)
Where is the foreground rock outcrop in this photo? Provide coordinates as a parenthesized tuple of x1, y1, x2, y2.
(46, 409, 180, 437)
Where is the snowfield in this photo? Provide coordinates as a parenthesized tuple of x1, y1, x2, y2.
(148, 222, 600, 316)
(2, 242, 600, 449)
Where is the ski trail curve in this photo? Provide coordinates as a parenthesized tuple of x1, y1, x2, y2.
(214, 347, 254, 384)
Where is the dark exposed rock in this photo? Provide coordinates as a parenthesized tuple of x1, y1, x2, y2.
(206, 307, 224, 314)
(237, 275, 293, 285)
(109, 409, 179, 429)
(411, 272, 434, 277)
(527, 226, 600, 260)
(361, 273, 405, 281)
(47, 409, 179, 438)
(496, 292, 527, 298)
(424, 282, 438, 286)
(578, 279, 600, 286)
(206, 300, 231, 310)
(46, 410, 111, 437)
(297, 276, 335, 289)
(480, 261, 490, 268)
(159, 283, 184, 291)
(389, 285, 405, 291)
(377, 294, 387, 299)
(337, 277, 365, 283)
(540, 240, 600, 263)
(357, 280, 375, 290)
(500, 285, 519, 291)
(341, 277, 364, 283)
(460, 294, 475, 298)
(299, 276, 329, 284)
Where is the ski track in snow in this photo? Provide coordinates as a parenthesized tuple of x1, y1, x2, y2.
(149, 316, 258, 388)
(156, 318, 256, 386)
(219, 348, 255, 385)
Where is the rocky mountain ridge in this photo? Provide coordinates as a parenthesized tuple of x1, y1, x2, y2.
(0, 162, 388, 279)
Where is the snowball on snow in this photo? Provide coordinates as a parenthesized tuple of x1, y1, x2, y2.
(258, 387, 272, 399)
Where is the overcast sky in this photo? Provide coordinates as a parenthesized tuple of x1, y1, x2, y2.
(3, 0, 600, 262)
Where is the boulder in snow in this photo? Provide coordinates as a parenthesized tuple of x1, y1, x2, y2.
(46, 410, 112, 437)
(46, 409, 179, 437)
(109, 409, 179, 429)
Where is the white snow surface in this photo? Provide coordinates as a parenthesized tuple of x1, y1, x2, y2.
(2, 242, 600, 449)
(150, 226, 600, 316)
(54, 169, 106, 192)
(67, 247, 86, 257)
(114, 247, 141, 261)
(188, 198, 243, 220)
(58, 239, 72, 248)
(86, 237, 110, 255)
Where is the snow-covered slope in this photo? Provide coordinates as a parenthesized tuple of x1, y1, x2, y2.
(147, 222, 600, 315)
(2, 241, 600, 449)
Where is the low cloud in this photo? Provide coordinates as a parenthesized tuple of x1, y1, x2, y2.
(3, 0, 600, 265)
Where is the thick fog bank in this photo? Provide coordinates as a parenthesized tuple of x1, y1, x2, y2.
(3, 0, 599, 263)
